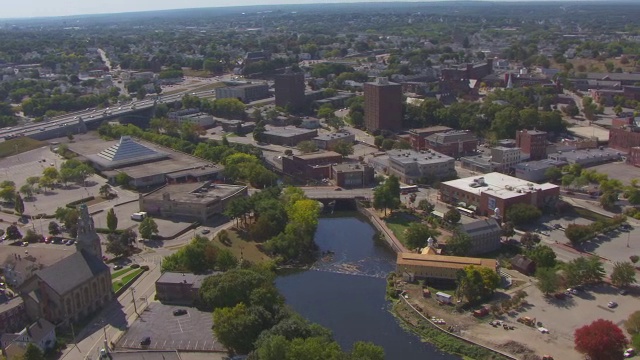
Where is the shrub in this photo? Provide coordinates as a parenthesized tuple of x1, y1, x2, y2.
(141, 265, 150, 271)
(130, 264, 140, 269)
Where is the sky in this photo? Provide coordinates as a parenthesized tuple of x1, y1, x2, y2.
(3, 0, 567, 19)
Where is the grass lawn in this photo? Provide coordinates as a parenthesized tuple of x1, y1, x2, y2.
(573, 206, 608, 222)
(212, 228, 270, 264)
(384, 212, 414, 245)
(189, 82, 225, 93)
(112, 268, 144, 293)
(183, 69, 215, 77)
(111, 267, 135, 279)
(0, 137, 45, 158)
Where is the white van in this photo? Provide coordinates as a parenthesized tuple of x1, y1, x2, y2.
(130, 212, 147, 221)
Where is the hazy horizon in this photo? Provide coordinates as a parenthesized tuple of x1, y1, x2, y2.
(1, 0, 612, 20)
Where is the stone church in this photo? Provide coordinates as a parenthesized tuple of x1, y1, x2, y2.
(20, 204, 112, 325)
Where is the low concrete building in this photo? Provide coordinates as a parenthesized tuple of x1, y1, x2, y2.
(396, 253, 497, 283)
(262, 127, 318, 146)
(331, 163, 374, 188)
(386, 149, 456, 184)
(168, 109, 215, 128)
(314, 131, 356, 150)
(424, 130, 478, 158)
(282, 151, 343, 181)
(514, 159, 567, 183)
(460, 155, 494, 174)
(140, 182, 247, 222)
(547, 148, 622, 167)
(155, 272, 213, 305)
(460, 218, 502, 255)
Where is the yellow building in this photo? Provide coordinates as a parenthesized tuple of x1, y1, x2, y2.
(396, 252, 497, 282)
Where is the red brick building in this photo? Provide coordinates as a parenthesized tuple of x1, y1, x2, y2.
(275, 72, 306, 110)
(610, 127, 640, 153)
(423, 130, 478, 158)
(408, 126, 452, 150)
(282, 151, 343, 181)
(155, 272, 211, 305)
(439, 173, 560, 217)
(516, 129, 547, 160)
(364, 77, 403, 131)
(628, 147, 640, 167)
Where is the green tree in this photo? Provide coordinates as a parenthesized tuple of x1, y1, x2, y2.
(48, 221, 60, 235)
(565, 224, 594, 244)
(19, 184, 34, 199)
(545, 166, 562, 182)
(114, 172, 132, 187)
(501, 222, 515, 240)
(457, 265, 500, 302)
(446, 231, 472, 256)
(106, 208, 118, 232)
(417, 199, 434, 213)
(211, 98, 246, 119)
(198, 268, 273, 309)
(626, 311, 640, 336)
(5, 225, 21, 240)
(14, 193, 24, 216)
(443, 208, 461, 224)
(213, 303, 265, 354)
(526, 245, 557, 268)
(138, 216, 159, 239)
(22, 229, 43, 243)
(565, 257, 605, 286)
(631, 255, 640, 264)
(350, 341, 385, 360)
(106, 229, 136, 257)
(224, 196, 251, 227)
(333, 140, 354, 157)
(381, 139, 395, 151)
(535, 267, 559, 295)
(404, 223, 437, 250)
(99, 184, 112, 199)
(373, 136, 384, 148)
(20, 343, 45, 360)
(373, 175, 400, 216)
(0, 184, 16, 203)
(506, 203, 542, 226)
(599, 191, 618, 210)
(297, 141, 318, 153)
(611, 261, 637, 288)
(216, 248, 239, 271)
(520, 232, 541, 249)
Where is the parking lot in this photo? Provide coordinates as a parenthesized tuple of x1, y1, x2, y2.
(117, 303, 222, 352)
(590, 161, 639, 186)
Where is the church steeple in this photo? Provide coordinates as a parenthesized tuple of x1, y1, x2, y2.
(76, 204, 103, 259)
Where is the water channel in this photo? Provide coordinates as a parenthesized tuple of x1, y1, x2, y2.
(275, 215, 461, 360)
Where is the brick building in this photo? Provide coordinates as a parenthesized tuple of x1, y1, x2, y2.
(155, 272, 213, 305)
(0, 297, 28, 334)
(424, 130, 478, 158)
(381, 149, 456, 184)
(516, 129, 547, 160)
(629, 147, 640, 167)
(363, 77, 403, 131)
(275, 72, 306, 110)
(408, 126, 452, 150)
(439, 173, 560, 217)
(262, 128, 318, 146)
(609, 127, 640, 153)
(314, 131, 356, 150)
(331, 163, 374, 188)
(282, 151, 343, 181)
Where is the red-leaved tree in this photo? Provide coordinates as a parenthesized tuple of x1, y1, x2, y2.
(574, 319, 628, 360)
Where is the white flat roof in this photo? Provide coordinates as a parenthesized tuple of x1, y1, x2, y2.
(442, 172, 558, 200)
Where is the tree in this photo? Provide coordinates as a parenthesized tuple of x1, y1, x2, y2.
(520, 232, 541, 249)
(48, 221, 60, 235)
(417, 199, 434, 213)
(198, 268, 273, 309)
(350, 341, 385, 360)
(5, 225, 22, 240)
(565, 257, 606, 286)
(446, 231, 472, 256)
(631, 255, 640, 264)
(457, 265, 500, 302)
(575, 319, 628, 360)
(106, 208, 118, 233)
(114, 172, 131, 187)
(138, 216, 159, 239)
(216, 248, 239, 271)
(526, 245, 556, 268)
(611, 261, 637, 288)
(23, 229, 43, 243)
(19, 184, 34, 199)
(565, 224, 594, 244)
(506, 203, 542, 226)
(0, 184, 16, 203)
(14, 193, 24, 216)
(501, 222, 515, 240)
(626, 311, 640, 336)
(99, 184, 112, 199)
(600, 191, 618, 210)
(20, 343, 45, 360)
(535, 267, 559, 295)
(106, 229, 136, 257)
(225, 196, 251, 227)
(213, 303, 265, 354)
(297, 141, 318, 153)
(443, 208, 461, 224)
(333, 140, 354, 157)
(404, 223, 437, 250)
(42, 166, 59, 181)
(372, 175, 400, 216)
(544, 166, 562, 182)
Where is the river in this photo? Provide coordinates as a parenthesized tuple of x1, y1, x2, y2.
(275, 215, 461, 360)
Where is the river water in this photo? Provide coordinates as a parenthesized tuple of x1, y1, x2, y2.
(275, 216, 461, 360)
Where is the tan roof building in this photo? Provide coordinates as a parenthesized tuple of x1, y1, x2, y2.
(396, 252, 497, 282)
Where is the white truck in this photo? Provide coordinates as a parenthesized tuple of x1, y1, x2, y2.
(130, 212, 147, 221)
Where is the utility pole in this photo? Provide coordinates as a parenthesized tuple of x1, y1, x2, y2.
(131, 288, 138, 316)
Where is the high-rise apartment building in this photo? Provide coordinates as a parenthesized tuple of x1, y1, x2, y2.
(274, 72, 306, 110)
(364, 77, 402, 131)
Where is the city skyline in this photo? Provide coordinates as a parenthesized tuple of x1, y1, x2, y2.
(3, 0, 604, 20)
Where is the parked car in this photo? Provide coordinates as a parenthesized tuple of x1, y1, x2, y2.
(620, 289, 628, 295)
(140, 337, 151, 346)
(200, 229, 210, 235)
(173, 309, 187, 316)
(607, 301, 618, 308)
(113, 265, 122, 270)
(624, 348, 635, 358)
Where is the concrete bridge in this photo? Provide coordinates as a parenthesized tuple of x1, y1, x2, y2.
(300, 187, 373, 200)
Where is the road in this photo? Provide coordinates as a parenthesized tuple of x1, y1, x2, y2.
(300, 186, 373, 199)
